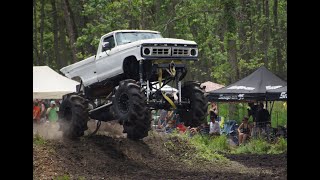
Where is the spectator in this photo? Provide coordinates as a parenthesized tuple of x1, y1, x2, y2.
(157, 109, 168, 130)
(33, 101, 41, 123)
(55, 100, 60, 112)
(165, 110, 178, 133)
(176, 122, 187, 134)
(38, 99, 47, 123)
(238, 117, 251, 145)
(46, 101, 59, 122)
(255, 102, 270, 137)
(209, 102, 218, 120)
(256, 102, 270, 125)
(165, 119, 176, 133)
(209, 115, 220, 136)
(190, 123, 210, 136)
(247, 102, 258, 123)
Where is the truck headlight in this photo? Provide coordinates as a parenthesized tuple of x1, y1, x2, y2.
(190, 49, 197, 56)
(143, 47, 151, 55)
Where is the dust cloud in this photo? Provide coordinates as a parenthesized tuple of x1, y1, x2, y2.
(33, 119, 126, 140)
(33, 121, 63, 140)
(86, 119, 126, 138)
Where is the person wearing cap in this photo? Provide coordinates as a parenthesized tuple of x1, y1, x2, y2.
(238, 116, 251, 145)
(46, 100, 59, 122)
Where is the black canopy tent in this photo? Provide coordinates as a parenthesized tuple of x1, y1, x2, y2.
(266, 85, 287, 101)
(206, 66, 287, 102)
(206, 66, 287, 128)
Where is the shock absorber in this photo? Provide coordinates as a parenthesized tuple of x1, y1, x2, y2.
(139, 59, 143, 85)
(175, 70, 182, 105)
(158, 68, 176, 109)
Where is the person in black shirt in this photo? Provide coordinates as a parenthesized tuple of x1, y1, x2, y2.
(247, 102, 258, 123)
(254, 103, 270, 138)
(256, 102, 270, 126)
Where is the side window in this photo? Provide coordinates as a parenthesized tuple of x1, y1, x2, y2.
(102, 36, 115, 52)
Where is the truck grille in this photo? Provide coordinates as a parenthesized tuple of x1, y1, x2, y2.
(151, 47, 171, 56)
(172, 48, 190, 56)
(142, 44, 198, 57)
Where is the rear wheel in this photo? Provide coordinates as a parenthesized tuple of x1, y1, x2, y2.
(112, 79, 151, 140)
(58, 94, 89, 139)
(178, 81, 207, 127)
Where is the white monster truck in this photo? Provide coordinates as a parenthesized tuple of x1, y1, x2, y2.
(59, 30, 207, 140)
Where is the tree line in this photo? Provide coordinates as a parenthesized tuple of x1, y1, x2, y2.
(33, 0, 287, 85)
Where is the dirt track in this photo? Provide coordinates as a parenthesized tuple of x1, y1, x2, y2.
(33, 122, 287, 180)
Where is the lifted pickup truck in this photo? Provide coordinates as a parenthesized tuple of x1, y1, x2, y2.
(59, 30, 207, 140)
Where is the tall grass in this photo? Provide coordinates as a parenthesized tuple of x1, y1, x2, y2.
(164, 129, 286, 161)
(188, 134, 227, 161)
(166, 132, 231, 161)
(233, 137, 287, 154)
(33, 133, 46, 146)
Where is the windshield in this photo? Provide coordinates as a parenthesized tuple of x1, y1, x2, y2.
(115, 32, 162, 45)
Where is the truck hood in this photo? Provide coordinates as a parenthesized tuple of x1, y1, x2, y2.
(138, 38, 197, 45)
(60, 55, 95, 76)
(117, 38, 197, 49)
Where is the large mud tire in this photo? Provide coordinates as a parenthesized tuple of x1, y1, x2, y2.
(112, 79, 151, 140)
(178, 81, 208, 127)
(58, 95, 89, 139)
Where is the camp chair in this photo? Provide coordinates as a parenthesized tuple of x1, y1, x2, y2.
(221, 120, 239, 145)
(221, 120, 238, 135)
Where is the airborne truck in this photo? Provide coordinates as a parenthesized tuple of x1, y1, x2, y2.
(59, 30, 207, 140)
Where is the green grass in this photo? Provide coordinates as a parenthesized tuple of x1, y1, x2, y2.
(190, 134, 230, 153)
(54, 175, 70, 180)
(232, 137, 287, 154)
(33, 133, 46, 146)
(269, 137, 287, 154)
(165, 132, 229, 162)
(165, 131, 286, 158)
(188, 135, 226, 161)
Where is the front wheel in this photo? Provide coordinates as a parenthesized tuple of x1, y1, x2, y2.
(112, 79, 151, 140)
(58, 94, 89, 139)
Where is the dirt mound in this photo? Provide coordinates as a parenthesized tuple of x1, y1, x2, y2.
(33, 131, 287, 179)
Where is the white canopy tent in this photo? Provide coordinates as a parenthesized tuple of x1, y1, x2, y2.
(33, 66, 79, 99)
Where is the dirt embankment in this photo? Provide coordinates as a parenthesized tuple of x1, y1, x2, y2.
(33, 122, 287, 180)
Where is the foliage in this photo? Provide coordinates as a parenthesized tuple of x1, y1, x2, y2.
(33, 0, 287, 81)
(166, 132, 227, 161)
(232, 137, 287, 154)
(270, 137, 287, 153)
(164, 132, 285, 162)
(188, 134, 227, 161)
(33, 133, 46, 146)
(54, 174, 70, 180)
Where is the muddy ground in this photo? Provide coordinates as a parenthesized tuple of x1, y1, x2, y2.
(33, 121, 287, 180)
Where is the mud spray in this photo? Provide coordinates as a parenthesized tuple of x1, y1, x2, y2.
(33, 119, 126, 140)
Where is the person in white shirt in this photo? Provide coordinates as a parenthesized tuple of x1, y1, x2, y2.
(209, 111, 220, 136)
